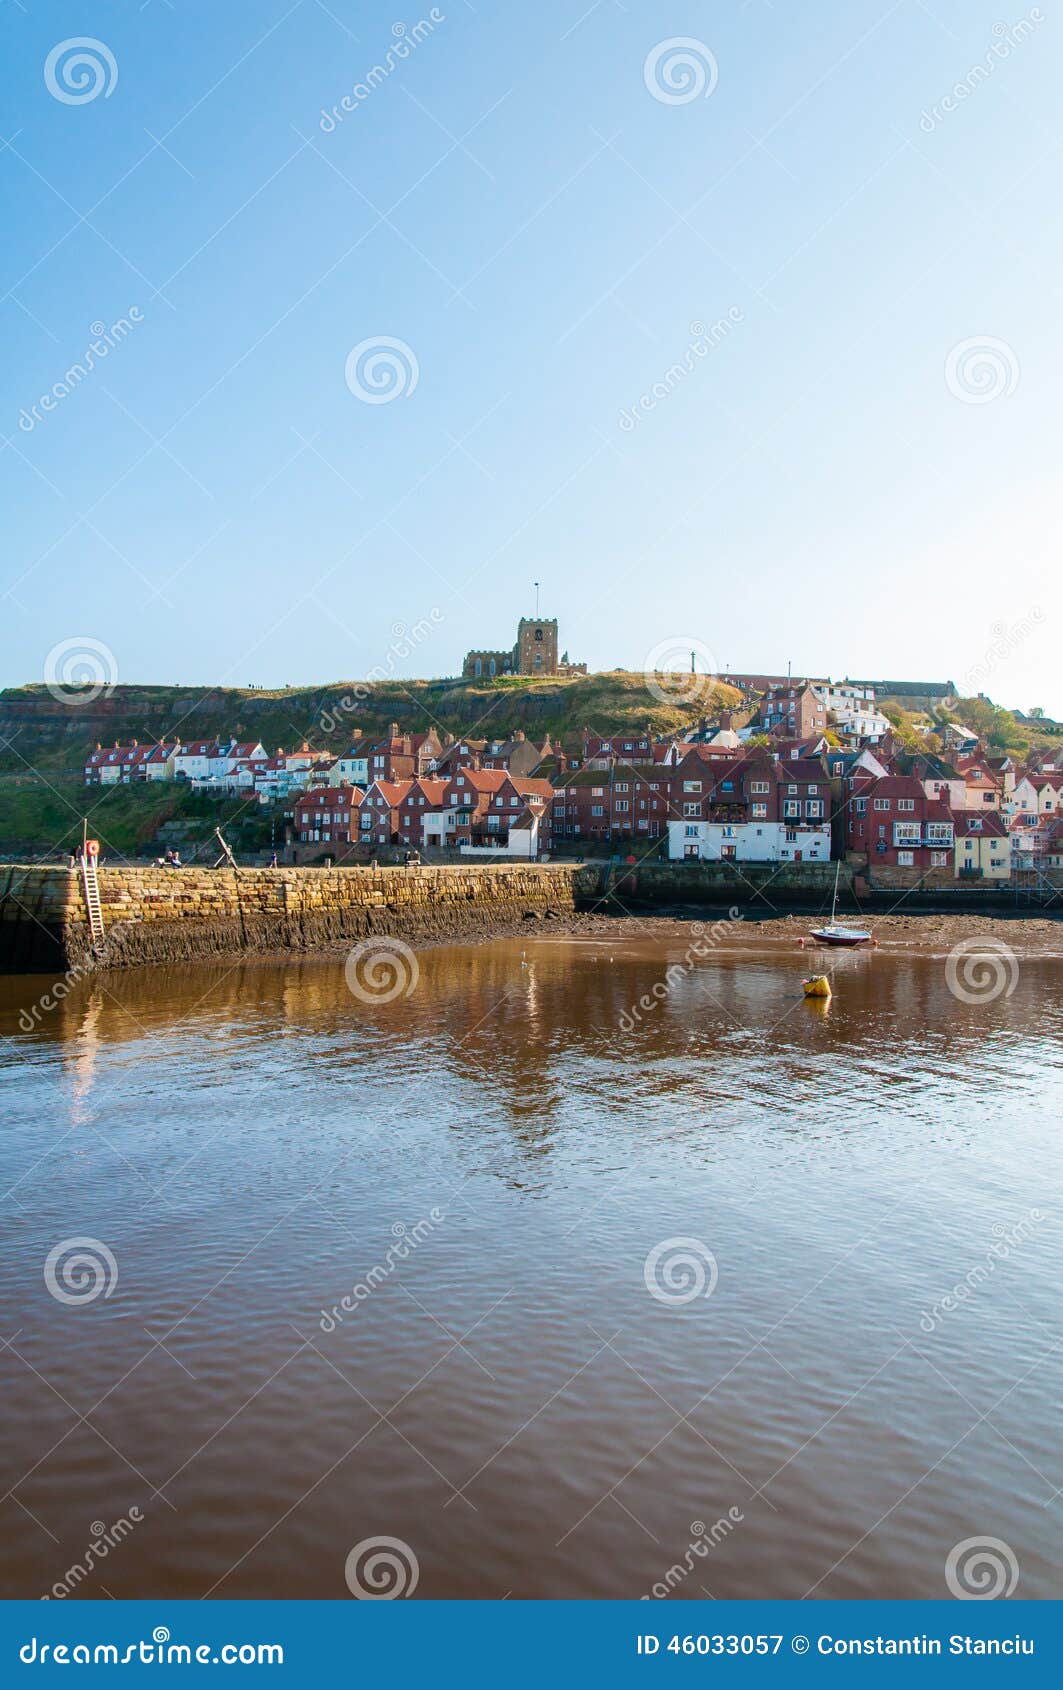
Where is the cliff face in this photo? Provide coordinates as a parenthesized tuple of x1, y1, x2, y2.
(0, 863, 593, 974)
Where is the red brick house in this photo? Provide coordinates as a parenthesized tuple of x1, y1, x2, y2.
(552, 764, 672, 840)
(845, 775, 955, 869)
(756, 684, 828, 740)
(294, 783, 363, 845)
(365, 725, 442, 782)
(356, 778, 413, 848)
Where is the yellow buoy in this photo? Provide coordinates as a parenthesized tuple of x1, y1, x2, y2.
(802, 973, 832, 999)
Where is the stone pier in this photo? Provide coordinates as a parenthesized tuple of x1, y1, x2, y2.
(0, 864, 592, 974)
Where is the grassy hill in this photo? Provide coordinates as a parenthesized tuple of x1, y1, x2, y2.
(0, 671, 743, 774)
(0, 671, 743, 857)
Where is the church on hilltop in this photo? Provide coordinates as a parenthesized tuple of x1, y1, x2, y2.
(462, 605, 586, 680)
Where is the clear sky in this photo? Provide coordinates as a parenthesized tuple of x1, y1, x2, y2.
(3, 1, 1060, 714)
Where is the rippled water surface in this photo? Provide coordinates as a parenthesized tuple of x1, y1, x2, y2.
(1, 930, 1060, 1600)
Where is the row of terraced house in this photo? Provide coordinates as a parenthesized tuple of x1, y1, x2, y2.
(83, 687, 1063, 882)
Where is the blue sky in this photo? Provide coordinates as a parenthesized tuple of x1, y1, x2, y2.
(3, 1, 1060, 713)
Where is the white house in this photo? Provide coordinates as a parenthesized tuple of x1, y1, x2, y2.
(830, 705, 892, 744)
(329, 746, 369, 787)
(459, 802, 547, 859)
(668, 819, 832, 863)
(1012, 774, 1063, 824)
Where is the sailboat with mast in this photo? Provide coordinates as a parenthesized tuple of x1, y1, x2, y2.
(810, 862, 872, 948)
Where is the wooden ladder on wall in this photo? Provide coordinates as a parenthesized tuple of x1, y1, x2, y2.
(81, 854, 106, 949)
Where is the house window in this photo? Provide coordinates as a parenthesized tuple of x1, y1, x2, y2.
(751, 781, 769, 794)
(897, 798, 915, 812)
(615, 782, 630, 793)
(874, 798, 890, 811)
(897, 850, 915, 866)
(752, 802, 767, 818)
(682, 781, 702, 793)
(931, 852, 949, 866)
(614, 800, 629, 813)
(683, 802, 700, 817)
(591, 805, 604, 817)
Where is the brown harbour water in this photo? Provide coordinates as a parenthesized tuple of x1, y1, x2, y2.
(0, 927, 1060, 1601)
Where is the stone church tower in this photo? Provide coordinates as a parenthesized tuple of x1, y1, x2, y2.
(515, 617, 559, 675)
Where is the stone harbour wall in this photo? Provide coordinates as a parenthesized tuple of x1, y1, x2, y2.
(0, 864, 590, 974)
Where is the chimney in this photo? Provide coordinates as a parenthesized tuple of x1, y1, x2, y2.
(389, 722, 399, 738)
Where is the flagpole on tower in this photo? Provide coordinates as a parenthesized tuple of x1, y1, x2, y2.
(534, 580, 540, 617)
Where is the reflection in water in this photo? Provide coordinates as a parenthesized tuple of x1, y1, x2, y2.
(0, 931, 1060, 1600)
